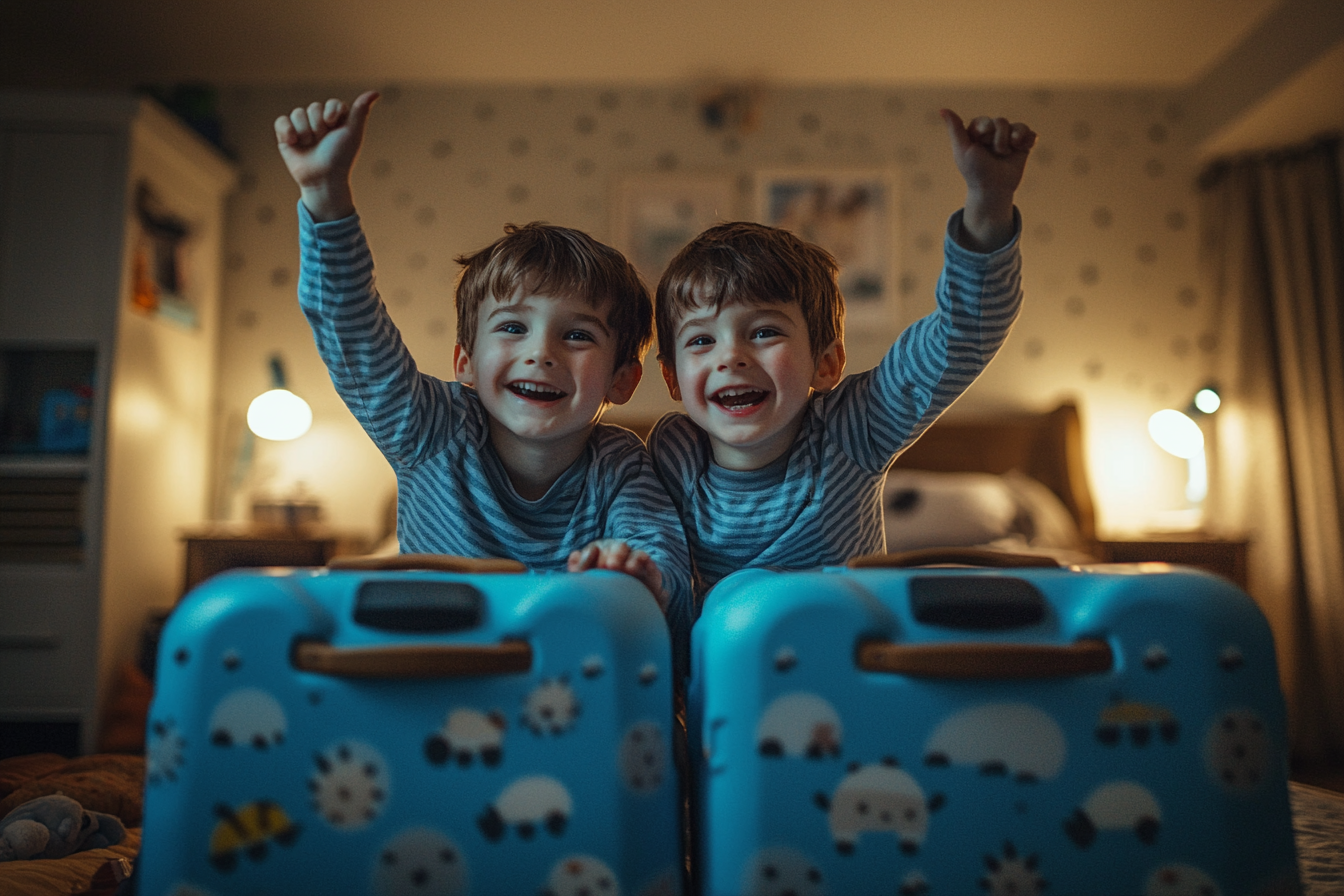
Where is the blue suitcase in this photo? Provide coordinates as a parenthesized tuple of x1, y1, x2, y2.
(138, 556, 683, 896)
(688, 552, 1300, 896)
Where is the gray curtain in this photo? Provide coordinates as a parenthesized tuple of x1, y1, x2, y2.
(1199, 135, 1344, 764)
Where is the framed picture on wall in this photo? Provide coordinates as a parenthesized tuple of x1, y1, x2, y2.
(754, 168, 897, 321)
(612, 175, 736, 285)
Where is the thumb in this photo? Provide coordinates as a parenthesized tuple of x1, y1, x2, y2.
(939, 108, 971, 153)
(347, 90, 380, 137)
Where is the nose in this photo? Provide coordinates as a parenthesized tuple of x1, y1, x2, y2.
(523, 333, 556, 367)
(714, 337, 749, 371)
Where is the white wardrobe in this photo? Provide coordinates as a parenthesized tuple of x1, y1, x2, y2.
(0, 92, 236, 755)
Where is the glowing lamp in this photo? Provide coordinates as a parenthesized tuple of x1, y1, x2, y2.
(1193, 387, 1221, 414)
(1148, 409, 1204, 459)
(246, 356, 312, 441)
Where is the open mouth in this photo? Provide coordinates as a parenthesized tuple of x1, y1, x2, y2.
(508, 381, 567, 402)
(712, 387, 767, 410)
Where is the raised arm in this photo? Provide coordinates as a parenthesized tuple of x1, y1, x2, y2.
(940, 109, 1036, 253)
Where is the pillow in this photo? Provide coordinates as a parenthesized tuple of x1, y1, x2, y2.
(1000, 469, 1083, 550)
(882, 470, 1021, 551)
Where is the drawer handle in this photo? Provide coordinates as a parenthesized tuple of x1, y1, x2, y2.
(848, 548, 1061, 569)
(328, 554, 527, 573)
(292, 640, 533, 679)
(856, 638, 1112, 679)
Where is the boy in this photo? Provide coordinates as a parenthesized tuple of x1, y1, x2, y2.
(650, 109, 1035, 593)
(275, 91, 692, 652)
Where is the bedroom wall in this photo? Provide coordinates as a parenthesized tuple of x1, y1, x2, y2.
(212, 82, 1217, 540)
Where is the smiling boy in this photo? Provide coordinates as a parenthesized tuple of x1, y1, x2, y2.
(276, 91, 692, 649)
(650, 109, 1034, 594)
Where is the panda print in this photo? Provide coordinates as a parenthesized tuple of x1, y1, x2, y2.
(371, 827, 469, 896)
(756, 693, 842, 760)
(740, 846, 825, 896)
(922, 702, 1066, 782)
(980, 841, 1047, 895)
(619, 721, 667, 794)
(813, 759, 945, 855)
(542, 854, 621, 896)
(208, 688, 287, 750)
(477, 774, 573, 842)
(1063, 780, 1162, 848)
(523, 677, 581, 736)
(1145, 863, 1222, 896)
(1204, 709, 1270, 791)
(425, 707, 507, 767)
(308, 740, 390, 831)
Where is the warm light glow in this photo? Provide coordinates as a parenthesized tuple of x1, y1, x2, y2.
(247, 389, 312, 441)
(1194, 388, 1222, 414)
(1148, 409, 1204, 459)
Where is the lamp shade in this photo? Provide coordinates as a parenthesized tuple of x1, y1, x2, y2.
(1148, 409, 1204, 459)
(247, 388, 312, 441)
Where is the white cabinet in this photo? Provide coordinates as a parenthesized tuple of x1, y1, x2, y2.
(0, 92, 235, 755)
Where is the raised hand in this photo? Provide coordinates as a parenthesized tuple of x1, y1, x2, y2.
(275, 91, 379, 221)
(568, 539, 666, 609)
(940, 109, 1036, 252)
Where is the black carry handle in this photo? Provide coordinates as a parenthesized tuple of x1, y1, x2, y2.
(848, 547, 1062, 569)
(328, 553, 527, 573)
(292, 639, 533, 679)
(856, 638, 1113, 679)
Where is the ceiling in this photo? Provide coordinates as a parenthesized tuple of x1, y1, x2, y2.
(0, 0, 1289, 88)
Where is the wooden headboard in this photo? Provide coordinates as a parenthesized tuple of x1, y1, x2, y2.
(615, 401, 1096, 542)
(888, 402, 1096, 542)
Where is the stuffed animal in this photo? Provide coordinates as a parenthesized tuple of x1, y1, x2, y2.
(0, 793, 125, 861)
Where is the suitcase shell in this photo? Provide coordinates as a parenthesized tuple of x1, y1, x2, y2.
(139, 565, 682, 896)
(688, 562, 1300, 896)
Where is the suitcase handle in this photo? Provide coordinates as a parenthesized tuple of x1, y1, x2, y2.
(292, 639, 533, 678)
(848, 548, 1061, 569)
(328, 553, 528, 573)
(856, 638, 1112, 679)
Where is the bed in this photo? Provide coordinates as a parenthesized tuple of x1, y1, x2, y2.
(2, 401, 1340, 894)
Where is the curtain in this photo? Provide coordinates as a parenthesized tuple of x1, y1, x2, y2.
(1199, 135, 1344, 765)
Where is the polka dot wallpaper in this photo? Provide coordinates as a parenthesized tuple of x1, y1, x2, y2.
(215, 82, 1217, 537)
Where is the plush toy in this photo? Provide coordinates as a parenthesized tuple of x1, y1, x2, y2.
(0, 793, 125, 861)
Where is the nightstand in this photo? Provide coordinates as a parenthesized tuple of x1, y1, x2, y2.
(180, 525, 365, 597)
(1098, 537, 1249, 589)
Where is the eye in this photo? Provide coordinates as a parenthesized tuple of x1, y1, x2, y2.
(564, 329, 597, 342)
(751, 327, 783, 340)
(496, 321, 526, 335)
(685, 334, 714, 349)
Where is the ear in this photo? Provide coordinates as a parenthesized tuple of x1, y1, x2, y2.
(453, 343, 475, 387)
(810, 338, 846, 393)
(606, 361, 643, 406)
(659, 358, 682, 401)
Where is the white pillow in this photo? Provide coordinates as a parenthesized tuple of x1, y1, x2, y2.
(1001, 469, 1083, 550)
(882, 470, 1021, 551)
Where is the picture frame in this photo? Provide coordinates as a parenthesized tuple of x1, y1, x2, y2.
(611, 175, 736, 284)
(754, 168, 898, 321)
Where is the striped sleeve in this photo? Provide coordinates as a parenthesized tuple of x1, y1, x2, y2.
(298, 203, 455, 469)
(827, 208, 1024, 471)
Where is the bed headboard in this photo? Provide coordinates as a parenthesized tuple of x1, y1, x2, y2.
(888, 402, 1096, 542)
(614, 400, 1096, 542)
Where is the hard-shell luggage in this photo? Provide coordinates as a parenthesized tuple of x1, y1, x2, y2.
(687, 552, 1300, 896)
(138, 556, 682, 896)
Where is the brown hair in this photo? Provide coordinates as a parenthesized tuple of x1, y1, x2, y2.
(655, 221, 844, 363)
(454, 222, 653, 370)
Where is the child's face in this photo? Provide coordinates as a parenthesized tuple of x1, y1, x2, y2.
(455, 289, 640, 452)
(661, 298, 844, 471)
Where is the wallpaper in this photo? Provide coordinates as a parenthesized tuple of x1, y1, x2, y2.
(214, 83, 1216, 538)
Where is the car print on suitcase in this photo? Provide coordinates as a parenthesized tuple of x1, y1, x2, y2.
(688, 551, 1301, 896)
(138, 555, 682, 896)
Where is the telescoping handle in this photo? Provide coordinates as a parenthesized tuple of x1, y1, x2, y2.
(848, 547, 1062, 569)
(292, 639, 533, 679)
(856, 638, 1112, 679)
(301, 552, 533, 678)
(328, 553, 527, 573)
